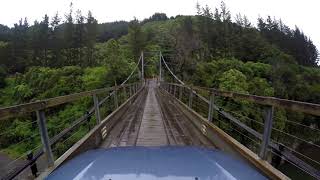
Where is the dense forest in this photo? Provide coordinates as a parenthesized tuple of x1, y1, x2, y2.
(0, 1, 319, 178)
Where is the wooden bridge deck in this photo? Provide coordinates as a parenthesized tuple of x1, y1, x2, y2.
(100, 79, 214, 148)
(136, 80, 168, 146)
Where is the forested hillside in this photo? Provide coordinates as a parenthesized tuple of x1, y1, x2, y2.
(0, 1, 319, 171)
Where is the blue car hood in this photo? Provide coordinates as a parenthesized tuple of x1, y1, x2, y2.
(46, 146, 267, 180)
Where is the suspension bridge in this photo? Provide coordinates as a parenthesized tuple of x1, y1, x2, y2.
(0, 52, 320, 180)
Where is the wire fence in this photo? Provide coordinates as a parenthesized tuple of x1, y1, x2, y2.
(0, 53, 144, 179)
(160, 53, 320, 179)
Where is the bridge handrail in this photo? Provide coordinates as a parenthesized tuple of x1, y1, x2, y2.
(159, 52, 320, 178)
(0, 83, 140, 120)
(160, 82, 320, 178)
(164, 82, 320, 117)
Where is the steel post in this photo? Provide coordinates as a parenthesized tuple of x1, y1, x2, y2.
(259, 106, 274, 160)
(123, 86, 127, 99)
(179, 86, 183, 100)
(208, 92, 214, 121)
(159, 51, 162, 83)
(141, 52, 144, 80)
(114, 86, 119, 109)
(188, 87, 193, 108)
(129, 85, 132, 97)
(93, 94, 101, 124)
(36, 110, 54, 167)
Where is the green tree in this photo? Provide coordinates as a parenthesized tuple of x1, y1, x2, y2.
(64, 3, 75, 65)
(0, 65, 6, 88)
(11, 18, 30, 72)
(50, 12, 63, 67)
(85, 11, 98, 66)
(75, 10, 85, 65)
(40, 15, 50, 66)
(94, 39, 133, 83)
(128, 18, 146, 60)
(218, 69, 248, 93)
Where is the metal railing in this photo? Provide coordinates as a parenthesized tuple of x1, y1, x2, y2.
(0, 51, 146, 180)
(160, 82, 320, 179)
(0, 82, 144, 180)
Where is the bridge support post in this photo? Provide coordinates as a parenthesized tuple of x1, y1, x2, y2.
(134, 83, 136, 93)
(179, 86, 183, 100)
(173, 85, 177, 97)
(208, 93, 215, 122)
(159, 51, 162, 83)
(36, 110, 54, 167)
(114, 85, 119, 109)
(123, 86, 127, 99)
(188, 87, 193, 108)
(93, 94, 101, 124)
(141, 51, 144, 81)
(132, 84, 135, 94)
(259, 105, 274, 160)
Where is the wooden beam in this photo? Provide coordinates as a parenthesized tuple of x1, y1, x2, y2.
(0, 83, 138, 120)
(161, 89, 289, 180)
(165, 83, 320, 116)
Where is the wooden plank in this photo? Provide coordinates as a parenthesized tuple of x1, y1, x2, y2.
(163, 83, 320, 179)
(0, 83, 141, 120)
(161, 89, 289, 180)
(136, 80, 168, 146)
(36, 84, 145, 180)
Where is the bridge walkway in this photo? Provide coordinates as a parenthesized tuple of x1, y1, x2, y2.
(100, 79, 214, 148)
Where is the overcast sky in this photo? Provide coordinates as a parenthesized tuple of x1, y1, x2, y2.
(1, 0, 319, 50)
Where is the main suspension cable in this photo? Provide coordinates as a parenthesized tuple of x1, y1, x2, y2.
(160, 54, 185, 85)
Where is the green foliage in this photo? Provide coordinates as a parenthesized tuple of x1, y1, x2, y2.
(128, 18, 146, 60)
(13, 84, 33, 102)
(142, 13, 168, 24)
(0, 4, 319, 169)
(82, 67, 108, 90)
(218, 69, 248, 93)
(243, 62, 271, 79)
(0, 65, 6, 88)
(94, 39, 136, 83)
(248, 77, 274, 96)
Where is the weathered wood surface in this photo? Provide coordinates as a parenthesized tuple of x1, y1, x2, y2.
(165, 83, 320, 116)
(136, 80, 168, 146)
(100, 79, 214, 148)
(160, 88, 289, 180)
(0, 83, 140, 120)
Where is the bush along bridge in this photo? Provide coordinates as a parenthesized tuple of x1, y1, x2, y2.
(0, 51, 320, 180)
